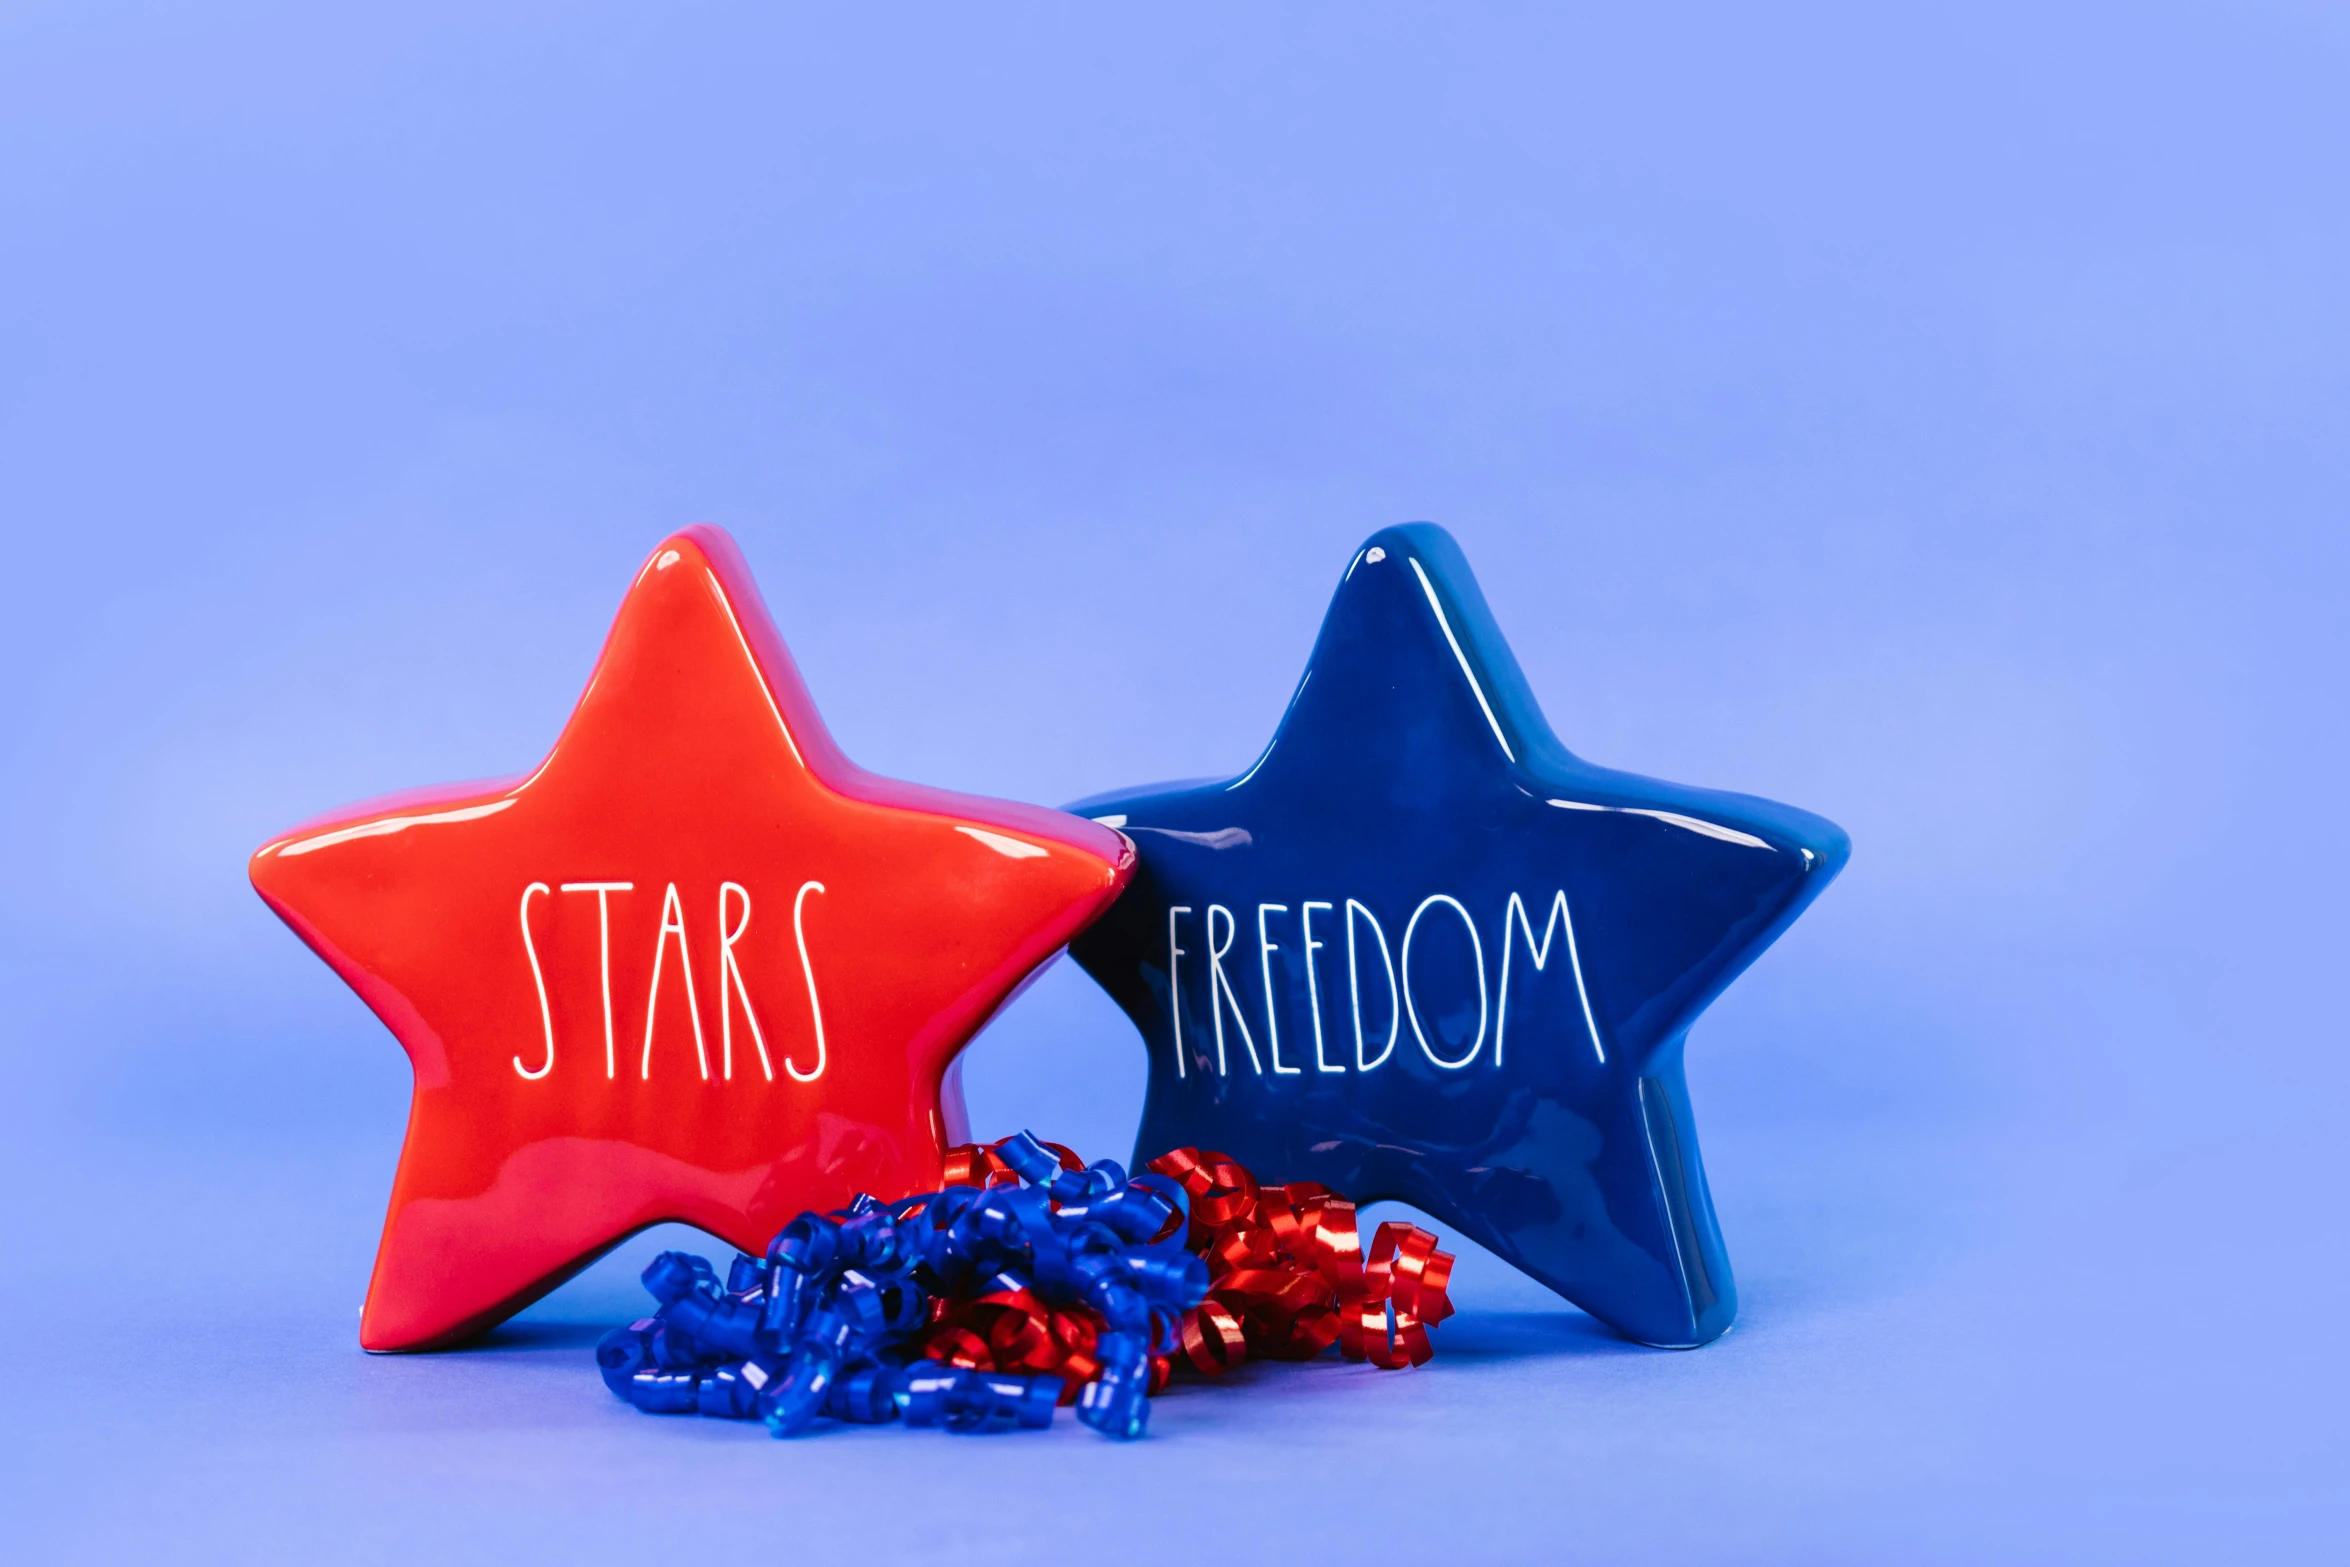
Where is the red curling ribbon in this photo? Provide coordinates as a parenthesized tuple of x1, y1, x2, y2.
(939, 1143, 1015, 1189)
(939, 1139, 1084, 1189)
(974, 1291, 1053, 1369)
(927, 1323, 991, 1370)
(1180, 1299, 1249, 1375)
(925, 1138, 1456, 1409)
(1147, 1148, 1456, 1379)
(1375, 1220, 1456, 1325)
(922, 1288, 1099, 1400)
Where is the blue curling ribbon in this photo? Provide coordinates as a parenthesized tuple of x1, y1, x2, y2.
(759, 1264, 809, 1341)
(595, 1319, 656, 1395)
(595, 1130, 1211, 1440)
(1146, 1302, 1187, 1357)
(1076, 1330, 1152, 1439)
(823, 1363, 903, 1424)
(642, 1251, 718, 1305)
(759, 1342, 838, 1437)
(647, 1320, 718, 1371)
(902, 1367, 1063, 1432)
(697, 1363, 767, 1419)
(1125, 1248, 1210, 1308)
(1129, 1172, 1191, 1234)
(659, 1285, 767, 1358)
(771, 1213, 841, 1275)
(628, 1368, 704, 1414)
(1050, 1162, 1123, 1208)
(993, 1131, 1063, 1188)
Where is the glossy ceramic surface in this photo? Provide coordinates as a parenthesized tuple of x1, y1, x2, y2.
(251, 527, 1133, 1351)
(1067, 525, 1847, 1347)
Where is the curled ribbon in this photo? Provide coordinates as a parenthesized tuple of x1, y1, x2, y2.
(1148, 1146, 1455, 1373)
(594, 1132, 1453, 1441)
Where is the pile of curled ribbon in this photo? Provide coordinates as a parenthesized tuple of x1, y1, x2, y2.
(595, 1131, 1455, 1439)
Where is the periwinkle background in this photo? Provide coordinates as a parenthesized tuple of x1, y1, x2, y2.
(2, 3, 2343, 1561)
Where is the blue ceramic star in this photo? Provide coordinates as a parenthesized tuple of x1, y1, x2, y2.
(1067, 525, 1847, 1347)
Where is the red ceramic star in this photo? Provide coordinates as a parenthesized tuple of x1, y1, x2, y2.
(250, 527, 1133, 1350)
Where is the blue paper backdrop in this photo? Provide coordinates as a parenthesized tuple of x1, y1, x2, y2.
(2, 3, 2342, 1561)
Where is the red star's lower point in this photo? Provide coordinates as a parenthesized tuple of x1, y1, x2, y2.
(250, 526, 1133, 1350)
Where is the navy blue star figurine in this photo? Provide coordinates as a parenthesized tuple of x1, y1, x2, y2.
(1067, 525, 1847, 1347)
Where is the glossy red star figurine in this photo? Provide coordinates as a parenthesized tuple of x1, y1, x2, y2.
(251, 527, 1133, 1350)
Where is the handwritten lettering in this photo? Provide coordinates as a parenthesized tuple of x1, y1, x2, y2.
(718, 881, 772, 1081)
(514, 882, 556, 1079)
(1162, 889, 1607, 1076)
(1346, 898, 1397, 1072)
(1205, 903, 1262, 1075)
(511, 877, 828, 1084)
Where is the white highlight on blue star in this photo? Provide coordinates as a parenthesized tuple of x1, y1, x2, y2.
(1408, 556, 1515, 763)
(1548, 798, 1773, 851)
